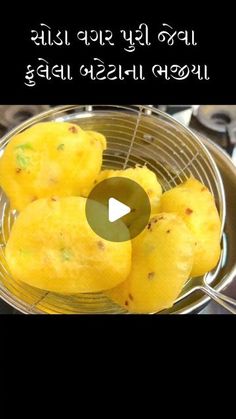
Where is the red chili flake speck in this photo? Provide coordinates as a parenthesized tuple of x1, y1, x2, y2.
(125, 300, 129, 306)
(69, 126, 78, 134)
(129, 294, 133, 301)
(97, 241, 105, 250)
(166, 229, 171, 233)
(16, 168, 22, 174)
(148, 272, 155, 280)
(185, 208, 193, 215)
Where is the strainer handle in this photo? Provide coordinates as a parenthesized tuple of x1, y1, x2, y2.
(200, 284, 236, 314)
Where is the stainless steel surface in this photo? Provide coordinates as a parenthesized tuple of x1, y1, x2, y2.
(0, 105, 49, 130)
(196, 105, 236, 134)
(198, 138, 236, 314)
(172, 107, 236, 313)
(163, 136, 236, 313)
(199, 282, 236, 313)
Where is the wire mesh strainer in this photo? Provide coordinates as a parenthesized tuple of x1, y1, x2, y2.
(0, 104, 235, 314)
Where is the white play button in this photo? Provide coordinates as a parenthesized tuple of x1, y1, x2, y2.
(108, 197, 131, 223)
(86, 177, 151, 241)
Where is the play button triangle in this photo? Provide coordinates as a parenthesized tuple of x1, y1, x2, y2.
(108, 197, 131, 223)
(86, 177, 151, 242)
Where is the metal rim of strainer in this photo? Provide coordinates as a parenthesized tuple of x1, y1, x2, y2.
(0, 105, 227, 314)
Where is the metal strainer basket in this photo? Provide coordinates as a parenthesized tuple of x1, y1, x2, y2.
(0, 104, 234, 314)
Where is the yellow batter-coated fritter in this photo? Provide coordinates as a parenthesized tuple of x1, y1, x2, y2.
(86, 166, 162, 213)
(0, 122, 106, 211)
(5, 197, 131, 293)
(107, 213, 194, 313)
(160, 177, 221, 277)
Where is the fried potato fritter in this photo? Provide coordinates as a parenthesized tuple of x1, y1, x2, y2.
(107, 213, 194, 313)
(160, 178, 221, 277)
(86, 166, 162, 213)
(5, 197, 131, 293)
(0, 122, 106, 211)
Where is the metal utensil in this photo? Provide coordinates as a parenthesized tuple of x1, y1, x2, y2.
(0, 105, 235, 314)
